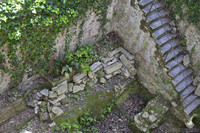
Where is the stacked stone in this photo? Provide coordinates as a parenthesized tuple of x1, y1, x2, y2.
(26, 79, 70, 121)
(26, 47, 137, 121)
(134, 97, 169, 132)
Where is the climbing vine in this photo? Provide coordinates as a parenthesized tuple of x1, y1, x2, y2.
(0, 0, 112, 86)
(166, 0, 200, 30)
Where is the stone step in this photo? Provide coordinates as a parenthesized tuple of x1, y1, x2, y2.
(147, 9, 169, 23)
(169, 64, 185, 78)
(165, 55, 184, 70)
(172, 69, 193, 86)
(184, 99, 200, 115)
(139, 0, 154, 7)
(150, 17, 170, 30)
(182, 94, 197, 107)
(163, 47, 184, 63)
(152, 24, 172, 39)
(175, 76, 193, 92)
(156, 33, 176, 46)
(180, 85, 196, 100)
(160, 40, 179, 55)
(143, 2, 165, 14)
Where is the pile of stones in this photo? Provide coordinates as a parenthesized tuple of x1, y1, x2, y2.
(26, 47, 137, 121)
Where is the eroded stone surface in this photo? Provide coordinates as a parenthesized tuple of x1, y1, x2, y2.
(133, 97, 169, 132)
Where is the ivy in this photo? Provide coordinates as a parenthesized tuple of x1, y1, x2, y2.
(0, 0, 112, 86)
(166, 0, 200, 30)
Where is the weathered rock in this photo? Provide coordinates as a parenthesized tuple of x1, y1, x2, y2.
(55, 102, 61, 106)
(119, 47, 134, 60)
(34, 106, 39, 114)
(90, 62, 102, 73)
(193, 76, 200, 86)
(33, 93, 40, 101)
(36, 92, 42, 98)
(49, 122, 56, 128)
(100, 78, 106, 84)
(85, 81, 95, 90)
(40, 89, 49, 97)
(96, 71, 105, 78)
(107, 58, 118, 66)
(82, 77, 88, 84)
(52, 80, 68, 95)
(51, 106, 64, 116)
(105, 69, 121, 79)
(73, 84, 85, 93)
(101, 56, 114, 64)
(108, 48, 121, 58)
(49, 91, 58, 99)
(104, 62, 122, 74)
(68, 83, 73, 92)
(121, 68, 130, 79)
(73, 72, 87, 84)
(195, 84, 200, 96)
(142, 112, 149, 118)
(149, 115, 157, 122)
(105, 74, 112, 79)
(183, 54, 190, 67)
(49, 94, 66, 105)
(61, 97, 70, 105)
(88, 72, 96, 79)
(47, 102, 51, 112)
(39, 112, 49, 121)
(26, 97, 37, 107)
(119, 54, 136, 76)
(133, 97, 169, 132)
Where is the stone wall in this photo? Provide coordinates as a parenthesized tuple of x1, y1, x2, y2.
(0, 0, 177, 103)
(176, 18, 200, 75)
(54, 0, 177, 101)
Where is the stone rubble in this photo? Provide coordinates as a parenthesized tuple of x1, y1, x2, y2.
(133, 97, 169, 132)
(26, 47, 136, 121)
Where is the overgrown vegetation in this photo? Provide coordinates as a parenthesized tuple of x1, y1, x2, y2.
(166, 0, 200, 30)
(63, 45, 96, 73)
(0, 0, 112, 87)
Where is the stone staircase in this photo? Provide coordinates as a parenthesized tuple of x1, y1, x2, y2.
(139, 0, 200, 115)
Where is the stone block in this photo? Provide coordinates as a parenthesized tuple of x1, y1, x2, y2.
(104, 62, 122, 74)
(73, 84, 85, 93)
(119, 47, 134, 60)
(52, 80, 68, 95)
(73, 72, 87, 84)
(119, 54, 136, 76)
(108, 48, 121, 58)
(195, 84, 200, 96)
(51, 106, 64, 116)
(49, 94, 66, 105)
(183, 54, 190, 67)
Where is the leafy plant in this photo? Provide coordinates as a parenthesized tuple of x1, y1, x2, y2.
(0, 0, 112, 87)
(166, 0, 200, 30)
(65, 45, 96, 73)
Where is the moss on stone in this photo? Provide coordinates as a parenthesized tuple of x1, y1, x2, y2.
(54, 91, 113, 126)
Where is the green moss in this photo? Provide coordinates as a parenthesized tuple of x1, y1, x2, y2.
(54, 91, 113, 126)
